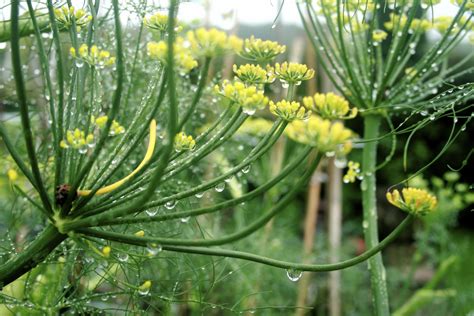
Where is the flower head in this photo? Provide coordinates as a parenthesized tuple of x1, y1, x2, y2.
(386, 187, 437, 216)
(102, 246, 111, 258)
(54, 6, 92, 31)
(273, 62, 315, 86)
(269, 100, 308, 121)
(214, 80, 269, 115)
(174, 132, 196, 152)
(7, 169, 18, 182)
(186, 28, 242, 57)
(238, 36, 286, 63)
(233, 64, 275, 85)
(343, 161, 361, 183)
(147, 38, 198, 73)
(60, 128, 94, 151)
(143, 13, 183, 33)
(70, 44, 115, 68)
(302, 92, 357, 120)
(372, 29, 388, 42)
(286, 116, 354, 154)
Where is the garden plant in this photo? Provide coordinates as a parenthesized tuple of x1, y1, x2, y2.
(0, 0, 472, 314)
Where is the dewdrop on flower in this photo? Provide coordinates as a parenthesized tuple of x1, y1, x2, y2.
(269, 100, 308, 121)
(386, 187, 437, 216)
(174, 132, 196, 152)
(302, 92, 357, 120)
(238, 36, 286, 63)
(274, 62, 314, 86)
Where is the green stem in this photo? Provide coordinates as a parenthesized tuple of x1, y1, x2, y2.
(362, 114, 389, 315)
(0, 225, 66, 288)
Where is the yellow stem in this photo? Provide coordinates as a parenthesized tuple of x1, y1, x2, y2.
(77, 119, 157, 196)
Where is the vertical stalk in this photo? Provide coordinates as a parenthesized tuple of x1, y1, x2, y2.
(361, 114, 389, 315)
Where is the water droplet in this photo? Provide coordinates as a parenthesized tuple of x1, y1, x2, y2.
(180, 216, 190, 223)
(195, 191, 204, 198)
(146, 208, 158, 216)
(78, 147, 87, 154)
(215, 182, 225, 192)
(243, 108, 256, 116)
(75, 60, 84, 68)
(429, 115, 435, 121)
(334, 156, 347, 168)
(165, 200, 177, 209)
(146, 243, 162, 256)
(362, 220, 369, 229)
(138, 287, 150, 296)
(286, 269, 303, 282)
(117, 253, 129, 262)
(241, 165, 251, 174)
(360, 179, 368, 191)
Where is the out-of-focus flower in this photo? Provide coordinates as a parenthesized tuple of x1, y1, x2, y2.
(372, 29, 388, 42)
(286, 116, 355, 154)
(302, 92, 357, 120)
(147, 38, 198, 72)
(386, 187, 437, 215)
(70, 44, 115, 68)
(343, 161, 361, 183)
(143, 13, 182, 33)
(60, 128, 94, 151)
(174, 132, 196, 152)
(54, 6, 92, 31)
(186, 28, 242, 57)
(238, 36, 286, 63)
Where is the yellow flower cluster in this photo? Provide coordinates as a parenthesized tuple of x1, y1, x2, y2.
(372, 29, 388, 42)
(186, 28, 242, 57)
(269, 100, 308, 121)
(318, 0, 375, 13)
(433, 16, 456, 33)
(91, 115, 125, 135)
(147, 39, 198, 73)
(286, 116, 354, 154)
(451, 0, 474, 10)
(384, 14, 430, 32)
(214, 80, 269, 115)
(239, 36, 286, 63)
(386, 187, 437, 216)
(237, 118, 274, 137)
(174, 132, 196, 152)
(233, 64, 274, 85)
(302, 92, 357, 120)
(54, 6, 92, 31)
(60, 129, 94, 151)
(274, 62, 315, 86)
(7, 169, 18, 182)
(143, 13, 183, 33)
(343, 161, 361, 183)
(70, 44, 115, 68)
(102, 246, 111, 258)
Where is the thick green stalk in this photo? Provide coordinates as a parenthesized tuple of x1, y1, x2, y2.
(362, 114, 389, 315)
(0, 225, 66, 288)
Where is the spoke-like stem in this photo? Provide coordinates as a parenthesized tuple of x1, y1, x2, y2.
(10, 0, 53, 214)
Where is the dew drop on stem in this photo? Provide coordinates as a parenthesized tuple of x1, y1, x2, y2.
(165, 200, 177, 209)
(215, 182, 225, 192)
(241, 165, 251, 174)
(286, 269, 303, 282)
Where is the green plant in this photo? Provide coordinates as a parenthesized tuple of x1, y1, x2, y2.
(0, 0, 471, 314)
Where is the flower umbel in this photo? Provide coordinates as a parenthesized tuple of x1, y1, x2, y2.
(233, 64, 275, 85)
(147, 38, 198, 72)
(386, 187, 437, 216)
(286, 116, 354, 154)
(302, 92, 357, 120)
(186, 28, 242, 57)
(274, 62, 315, 86)
(343, 161, 361, 183)
(372, 29, 388, 43)
(238, 36, 286, 63)
(60, 129, 94, 151)
(70, 44, 115, 68)
(174, 132, 196, 152)
(269, 100, 308, 121)
(54, 6, 92, 30)
(214, 80, 269, 115)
